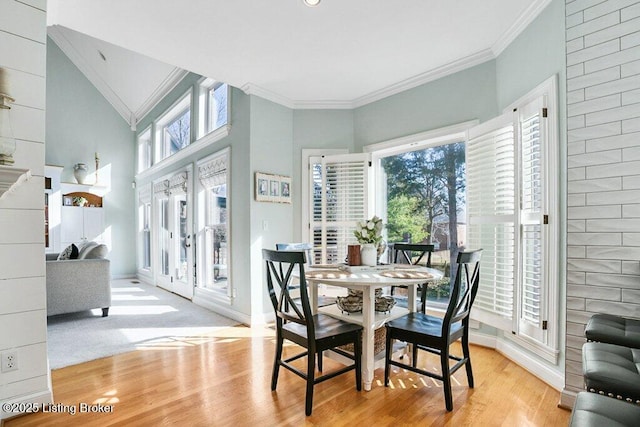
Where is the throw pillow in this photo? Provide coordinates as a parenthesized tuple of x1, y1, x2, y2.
(84, 244, 108, 259)
(77, 241, 98, 260)
(57, 243, 79, 260)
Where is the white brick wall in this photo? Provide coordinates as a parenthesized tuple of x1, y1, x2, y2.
(565, 0, 640, 394)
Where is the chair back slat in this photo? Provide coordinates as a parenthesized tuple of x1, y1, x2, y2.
(276, 242, 314, 266)
(442, 249, 482, 336)
(263, 249, 315, 337)
(390, 243, 435, 267)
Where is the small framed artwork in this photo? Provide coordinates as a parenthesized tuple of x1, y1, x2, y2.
(63, 196, 73, 206)
(255, 172, 292, 203)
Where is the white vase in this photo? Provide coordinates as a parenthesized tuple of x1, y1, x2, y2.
(74, 163, 88, 184)
(361, 243, 377, 266)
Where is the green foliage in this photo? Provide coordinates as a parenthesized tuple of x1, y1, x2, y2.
(386, 195, 429, 243)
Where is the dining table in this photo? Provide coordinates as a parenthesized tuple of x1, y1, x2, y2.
(304, 264, 443, 391)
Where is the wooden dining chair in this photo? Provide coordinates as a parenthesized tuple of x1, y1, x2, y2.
(384, 249, 482, 411)
(263, 249, 362, 416)
(389, 243, 436, 311)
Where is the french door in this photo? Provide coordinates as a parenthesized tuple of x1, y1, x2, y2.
(156, 171, 194, 299)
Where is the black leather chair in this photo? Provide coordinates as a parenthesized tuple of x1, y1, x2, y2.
(569, 392, 640, 427)
(585, 313, 640, 349)
(263, 249, 362, 416)
(582, 341, 640, 404)
(388, 243, 435, 311)
(384, 249, 481, 411)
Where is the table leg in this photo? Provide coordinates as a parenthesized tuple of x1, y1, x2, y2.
(361, 286, 375, 391)
(407, 283, 416, 313)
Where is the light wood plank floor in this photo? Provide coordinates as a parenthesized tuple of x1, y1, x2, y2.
(5, 325, 570, 426)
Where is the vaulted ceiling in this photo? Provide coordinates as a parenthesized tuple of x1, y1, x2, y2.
(47, 0, 552, 127)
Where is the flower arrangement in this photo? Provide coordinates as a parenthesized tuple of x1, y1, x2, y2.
(354, 216, 383, 245)
(73, 196, 88, 207)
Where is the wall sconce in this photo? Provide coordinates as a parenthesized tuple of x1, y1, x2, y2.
(0, 68, 16, 166)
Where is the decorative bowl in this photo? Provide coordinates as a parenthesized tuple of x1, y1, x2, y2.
(336, 295, 363, 313)
(347, 288, 383, 298)
(375, 296, 396, 313)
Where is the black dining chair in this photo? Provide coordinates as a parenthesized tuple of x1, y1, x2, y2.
(389, 243, 435, 311)
(263, 249, 362, 416)
(384, 249, 482, 411)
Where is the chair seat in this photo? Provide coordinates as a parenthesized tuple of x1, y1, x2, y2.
(585, 314, 640, 348)
(569, 392, 640, 427)
(582, 342, 640, 403)
(387, 312, 461, 338)
(283, 313, 362, 341)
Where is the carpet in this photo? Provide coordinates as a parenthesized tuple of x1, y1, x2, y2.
(47, 279, 239, 369)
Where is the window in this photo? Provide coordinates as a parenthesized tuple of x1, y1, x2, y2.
(197, 149, 231, 299)
(198, 78, 229, 139)
(137, 127, 152, 173)
(155, 91, 192, 161)
(377, 140, 466, 306)
(466, 76, 559, 359)
(138, 184, 152, 272)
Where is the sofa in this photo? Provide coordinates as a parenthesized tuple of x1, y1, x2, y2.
(46, 241, 111, 317)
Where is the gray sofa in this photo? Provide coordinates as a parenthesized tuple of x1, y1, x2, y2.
(45, 242, 111, 317)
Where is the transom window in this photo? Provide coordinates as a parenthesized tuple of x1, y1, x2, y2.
(155, 91, 192, 161)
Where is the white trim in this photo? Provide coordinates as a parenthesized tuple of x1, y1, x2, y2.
(492, 0, 554, 57)
(470, 331, 564, 391)
(111, 274, 136, 280)
(241, 83, 296, 109)
(133, 68, 190, 124)
(505, 332, 560, 364)
(352, 50, 495, 109)
(47, 26, 187, 128)
(495, 336, 564, 391)
(0, 389, 53, 420)
(136, 124, 230, 181)
(363, 120, 478, 155)
(192, 288, 250, 325)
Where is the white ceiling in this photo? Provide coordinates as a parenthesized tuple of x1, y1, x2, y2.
(47, 0, 552, 124)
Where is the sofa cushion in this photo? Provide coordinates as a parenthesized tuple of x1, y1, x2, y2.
(57, 243, 79, 260)
(84, 244, 108, 259)
(77, 241, 98, 259)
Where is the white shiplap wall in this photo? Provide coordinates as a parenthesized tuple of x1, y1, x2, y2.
(565, 0, 640, 399)
(0, 0, 51, 419)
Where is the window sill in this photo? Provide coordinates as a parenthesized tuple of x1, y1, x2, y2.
(504, 332, 559, 365)
(136, 124, 230, 181)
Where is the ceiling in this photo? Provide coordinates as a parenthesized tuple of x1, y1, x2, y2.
(46, 0, 552, 127)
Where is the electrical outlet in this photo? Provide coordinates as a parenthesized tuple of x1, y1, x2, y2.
(1, 351, 18, 372)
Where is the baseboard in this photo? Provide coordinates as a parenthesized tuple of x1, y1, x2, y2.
(495, 337, 564, 391)
(111, 274, 136, 280)
(192, 294, 251, 326)
(560, 389, 578, 410)
(1, 389, 53, 421)
(470, 330, 564, 391)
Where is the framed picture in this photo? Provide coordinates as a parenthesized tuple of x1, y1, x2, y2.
(63, 196, 73, 206)
(255, 172, 292, 203)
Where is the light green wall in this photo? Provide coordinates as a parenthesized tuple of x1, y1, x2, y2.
(353, 60, 499, 149)
(46, 37, 136, 277)
(249, 96, 294, 319)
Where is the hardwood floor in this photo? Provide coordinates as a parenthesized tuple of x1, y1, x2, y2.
(5, 325, 570, 426)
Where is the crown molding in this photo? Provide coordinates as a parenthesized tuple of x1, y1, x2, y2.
(241, 83, 295, 109)
(352, 49, 495, 109)
(491, 0, 553, 56)
(133, 67, 189, 126)
(48, 25, 133, 127)
(291, 99, 354, 110)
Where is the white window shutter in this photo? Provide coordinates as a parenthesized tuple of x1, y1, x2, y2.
(517, 96, 547, 344)
(467, 112, 516, 331)
(309, 153, 371, 264)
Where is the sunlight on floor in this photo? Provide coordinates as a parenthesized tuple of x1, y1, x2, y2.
(93, 389, 120, 405)
(108, 305, 179, 315)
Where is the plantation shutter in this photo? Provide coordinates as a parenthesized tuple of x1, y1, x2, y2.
(466, 113, 516, 331)
(309, 153, 371, 264)
(517, 97, 547, 344)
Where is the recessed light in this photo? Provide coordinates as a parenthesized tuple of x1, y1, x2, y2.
(303, 0, 321, 7)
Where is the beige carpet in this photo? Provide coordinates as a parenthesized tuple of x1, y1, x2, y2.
(47, 279, 239, 369)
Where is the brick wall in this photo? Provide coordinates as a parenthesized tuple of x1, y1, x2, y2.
(565, 0, 640, 394)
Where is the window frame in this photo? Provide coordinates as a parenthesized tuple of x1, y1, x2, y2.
(197, 77, 229, 139)
(155, 90, 193, 162)
(137, 126, 153, 173)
